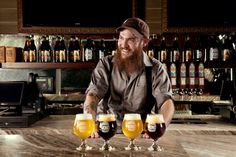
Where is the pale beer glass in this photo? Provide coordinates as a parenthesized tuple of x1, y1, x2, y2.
(73, 113, 95, 151)
(96, 114, 117, 151)
(122, 113, 143, 151)
(144, 114, 166, 151)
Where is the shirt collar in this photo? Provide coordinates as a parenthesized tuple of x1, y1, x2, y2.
(143, 52, 153, 66)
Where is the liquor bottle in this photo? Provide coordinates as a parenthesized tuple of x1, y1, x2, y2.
(194, 37, 205, 63)
(39, 36, 46, 62)
(59, 36, 67, 62)
(170, 36, 180, 94)
(179, 63, 187, 95)
(188, 62, 196, 95)
(74, 37, 81, 62)
(84, 38, 95, 62)
(184, 35, 192, 63)
(147, 35, 155, 59)
(68, 36, 75, 62)
(54, 36, 61, 62)
(208, 35, 220, 62)
(98, 39, 107, 59)
(221, 34, 233, 62)
(197, 63, 205, 95)
(159, 36, 168, 63)
(171, 36, 180, 63)
(170, 63, 177, 95)
(23, 36, 31, 62)
(44, 35, 52, 62)
(29, 35, 37, 62)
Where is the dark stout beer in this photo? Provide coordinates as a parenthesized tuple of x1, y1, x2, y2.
(97, 114, 117, 141)
(144, 114, 166, 140)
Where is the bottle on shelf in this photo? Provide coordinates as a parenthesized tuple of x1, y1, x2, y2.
(179, 62, 187, 95)
(29, 35, 37, 62)
(68, 36, 75, 62)
(194, 36, 205, 63)
(74, 36, 81, 62)
(159, 36, 168, 63)
(98, 39, 107, 60)
(59, 36, 67, 62)
(83, 38, 95, 62)
(170, 63, 178, 95)
(188, 62, 196, 95)
(170, 36, 180, 94)
(171, 36, 180, 63)
(39, 35, 52, 62)
(23, 36, 31, 62)
(197, 63, 205, 95)
(147, 35, 155, 59)
(183, 35, 193, 63)
(53, 36, 61, 63)
(220, 34, 233, 62)
(208, 34, 220, 62)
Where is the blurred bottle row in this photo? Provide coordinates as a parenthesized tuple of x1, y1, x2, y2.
(23, 35, 117, 63)
(146, 33, 236, 63)
(146, 33, 236, 96)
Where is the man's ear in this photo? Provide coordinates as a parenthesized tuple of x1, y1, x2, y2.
(143, 38, 149, 47)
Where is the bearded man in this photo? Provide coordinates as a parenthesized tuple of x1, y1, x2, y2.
(83, 17, 175, 137)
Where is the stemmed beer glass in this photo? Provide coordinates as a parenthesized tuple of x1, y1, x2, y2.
(122, 113, 143, 151)
(96, 114, 117, 151)
(144, 114, 166, 151)
(73, 113, 95, 151)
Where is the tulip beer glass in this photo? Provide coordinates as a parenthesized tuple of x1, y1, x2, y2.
(144, 114, 166, 151)
(73, 113, 95, 151)
(122, 113, 143, 151)
(97, 114, 117, 151)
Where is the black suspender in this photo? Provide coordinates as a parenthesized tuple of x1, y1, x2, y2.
(145, 66, 157, 117)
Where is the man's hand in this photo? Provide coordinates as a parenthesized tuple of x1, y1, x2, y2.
(90, 131, 100, 138)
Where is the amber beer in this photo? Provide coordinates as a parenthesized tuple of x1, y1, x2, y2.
(122, 113, 143, 139)
(97, 114, 117, 141)
(73, 113, 95, 140)
(144, 114, 166, 140)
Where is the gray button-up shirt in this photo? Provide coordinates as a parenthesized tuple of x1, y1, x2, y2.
(86, 52, 172, 124)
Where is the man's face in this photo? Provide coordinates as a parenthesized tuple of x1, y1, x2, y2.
(117, 29, 144, 60)
(114, 29, 146, 74)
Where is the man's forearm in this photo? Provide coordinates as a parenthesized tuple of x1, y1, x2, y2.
(160, 99, 175, 127)
(83, 92, 99, 119)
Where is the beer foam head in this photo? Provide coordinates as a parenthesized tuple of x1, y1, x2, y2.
(146, 114, 165, 124)
(98, 114, 116, 121)
(124, 113, 141, 120)
(76, 113, 93, 120)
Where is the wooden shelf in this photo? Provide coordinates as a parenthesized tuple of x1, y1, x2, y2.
(0, 62, 97, 69)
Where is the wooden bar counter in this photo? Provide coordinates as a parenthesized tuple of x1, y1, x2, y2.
(0, 115, 236, 157)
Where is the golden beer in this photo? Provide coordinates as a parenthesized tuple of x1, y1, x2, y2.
(122, 114, 143, 139)
(73, 114, 95, 140)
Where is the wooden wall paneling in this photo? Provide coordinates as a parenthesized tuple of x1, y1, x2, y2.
(145, 0, 162, 34)
(0, 0, 17, 34)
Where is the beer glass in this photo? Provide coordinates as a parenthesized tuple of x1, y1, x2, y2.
(73, 113, 95, 151)
(97, 114, 117, 151)
(144, 114, 166, 151)
(122, 113, 143, 151)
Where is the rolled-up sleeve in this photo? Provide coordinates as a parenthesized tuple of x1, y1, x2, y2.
(85, 57, 112, 99)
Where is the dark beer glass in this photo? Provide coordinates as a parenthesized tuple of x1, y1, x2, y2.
(144, 114, 166, 151)
(97, 114, 117, 151)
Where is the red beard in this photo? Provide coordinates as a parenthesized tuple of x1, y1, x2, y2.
(113, 47, 144, 75)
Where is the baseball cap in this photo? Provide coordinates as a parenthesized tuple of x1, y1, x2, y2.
(116, 17, 150, 39)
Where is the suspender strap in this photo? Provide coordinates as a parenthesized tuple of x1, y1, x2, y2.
(143, 66, 156, 120)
